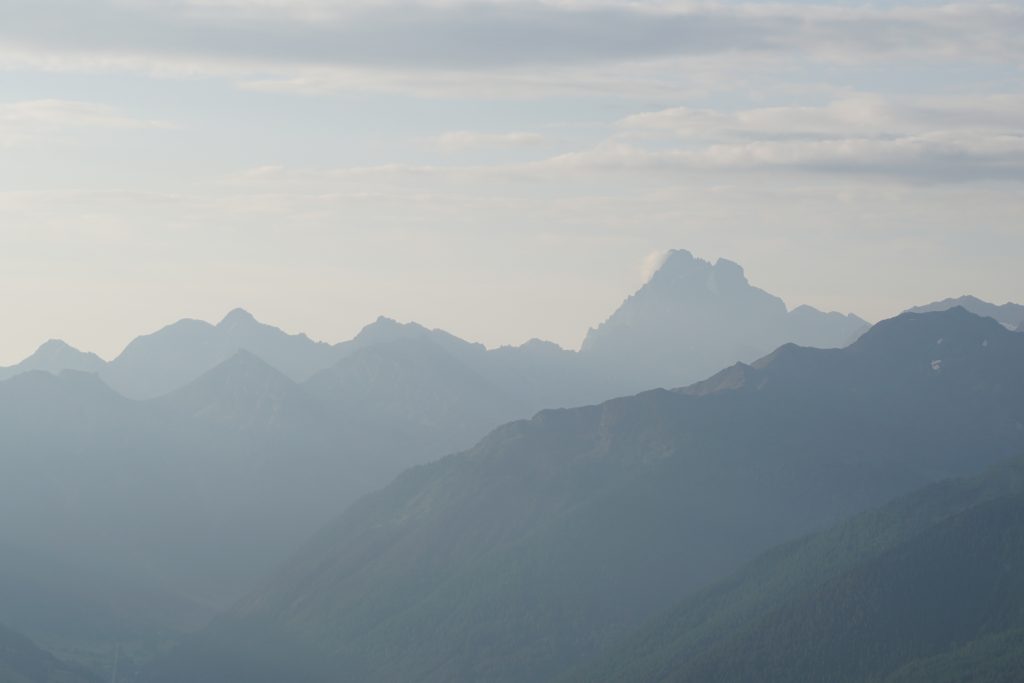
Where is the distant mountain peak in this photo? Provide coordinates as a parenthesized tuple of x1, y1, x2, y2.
(162, 348, 299, 399)
(908, 295, 1024, 330)
(218, 307, 258, 328)
(221, 347, 277, 369)
(157, 348, 314, 430)
(654, 248, 698, 273)
(581, 248, 865, 389)
(31, 338, 83, 361)
(371, 315, 403, 329)
(851, 306, 1008, 357)
(0, 338, 107, 382)
(646, 250, 750, 292)
(353, 316, 430, 345)
(36, 338, 74, 351)
(101, 307, 343, 398)
(517, 338, 563, 352)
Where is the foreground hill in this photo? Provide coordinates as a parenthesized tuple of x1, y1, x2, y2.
(0, 624, 99, 683)
(570, 455, 1024, 683)
(148, 307, 1024, 683)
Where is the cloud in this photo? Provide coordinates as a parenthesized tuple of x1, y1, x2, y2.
(0, 99, 170, 147)
(641, 249, 671, 282)
(619, 94, 1024, 141)
(1, 1, 1021, 95)
(541, 133, 1024, 183)
(226, 91, 1024, 186)
(432, 130, 547, 152)
(581, 94, 1024, 182)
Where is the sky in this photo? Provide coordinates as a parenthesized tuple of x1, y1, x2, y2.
(1, 0, 1022, 363)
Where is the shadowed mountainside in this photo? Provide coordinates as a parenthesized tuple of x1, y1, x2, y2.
(568, 454, 1024, 683)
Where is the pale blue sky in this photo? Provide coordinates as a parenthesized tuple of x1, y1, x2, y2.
(1, 0, 1022, 363)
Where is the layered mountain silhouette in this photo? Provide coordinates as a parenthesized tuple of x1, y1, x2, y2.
(0, 307, 628, 623)
(571, 454, 1024, 683)
(156, 350, 326, 435)
(0, 250, 872, 403)
(0, 310, 342, 399)
(0, 339, 105, 381)
(0, 358, 503, 614)
(99, 308, 342, 399)
(909, 294, 1024, 331)
(581, 249, 868, 391)
(5, 250, 1008, 682)
(147, 308, 1024, 683)
(0, 320, 616, 618)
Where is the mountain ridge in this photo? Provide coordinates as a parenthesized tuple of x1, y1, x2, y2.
(0, 339, 106, 381)
(0, 250, 882, 399)
(908, 295, 1024, 330)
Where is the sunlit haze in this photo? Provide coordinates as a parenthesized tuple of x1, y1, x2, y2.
(3, 0, 1023, 362)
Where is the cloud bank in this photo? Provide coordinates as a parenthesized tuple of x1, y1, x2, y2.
(1, 1, 1021, 95)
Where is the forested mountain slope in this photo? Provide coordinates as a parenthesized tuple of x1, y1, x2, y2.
(570, 455, 1024, 683)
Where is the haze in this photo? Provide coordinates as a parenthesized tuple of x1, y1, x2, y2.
(2, 0, 1022, 363)
(4, 4, 1024, 683)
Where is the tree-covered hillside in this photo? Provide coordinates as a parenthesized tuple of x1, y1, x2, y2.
(569, 455, 1024, 683)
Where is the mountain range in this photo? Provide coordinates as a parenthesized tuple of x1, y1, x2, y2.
(0, 249, 874, 617)
(99, 308, 341, 400)
(909, 294, 1024, 331)
(146, 307, 1024, 683)
(3, 250, 1021, 682)
(1, 250, 868, 400)
(0, 339, 105, 382)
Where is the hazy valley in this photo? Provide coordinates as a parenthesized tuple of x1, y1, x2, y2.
(1, 248, 1022, 682)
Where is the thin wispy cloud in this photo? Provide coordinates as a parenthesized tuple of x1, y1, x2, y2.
(619, 95, 1024, 141)
(220, 90, 1024, 185)
(0, 99, 171, 147)
(432, 131, 547, 152)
